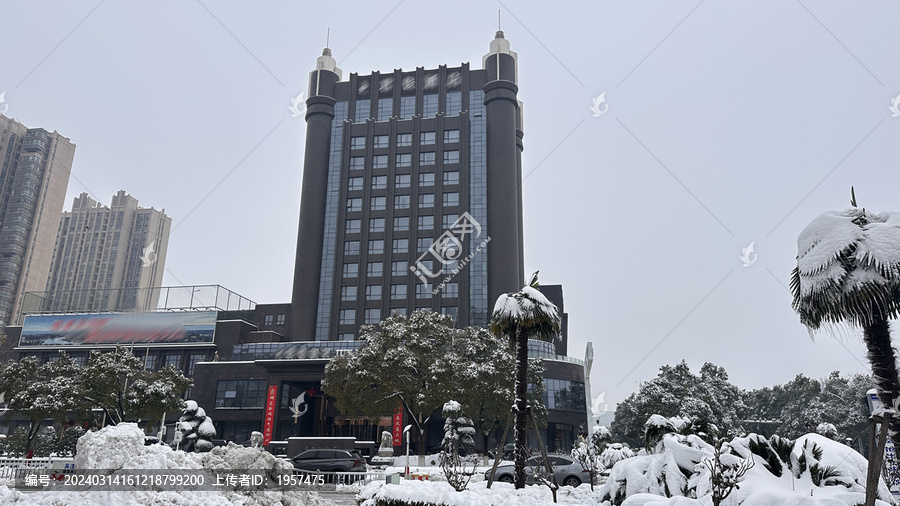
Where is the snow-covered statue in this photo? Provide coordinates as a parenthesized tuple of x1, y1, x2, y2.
(172, 400, 216, 452)
(378, 430, 394, 457)
(250, 431, 263, 448)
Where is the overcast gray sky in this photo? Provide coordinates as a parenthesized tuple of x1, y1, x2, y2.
(4, 1, 900, 411)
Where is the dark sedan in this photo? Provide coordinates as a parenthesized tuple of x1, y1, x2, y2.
(291, 449, 367, 472)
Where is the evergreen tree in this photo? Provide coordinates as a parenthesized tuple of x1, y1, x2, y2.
(611, 360, 746, 447)
(743, 371, 870, 449)
(323, 310, 541, 463)
(0, 353, 86, 455)
(81, 346, 192, 424)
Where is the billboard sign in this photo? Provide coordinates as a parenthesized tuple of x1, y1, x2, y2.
(19, 311, 218, 346)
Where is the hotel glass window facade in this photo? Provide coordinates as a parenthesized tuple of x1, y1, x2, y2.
(215, 380, 267, 408)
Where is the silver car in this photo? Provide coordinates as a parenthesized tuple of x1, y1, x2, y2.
(484, 454, 591, 487)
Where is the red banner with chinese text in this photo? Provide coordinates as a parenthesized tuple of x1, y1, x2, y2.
(263, 384, 278, 446)
(392, 406, 403, 446)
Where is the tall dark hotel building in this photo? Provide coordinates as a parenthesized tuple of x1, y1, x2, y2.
(0, 33, 589, 452)
(291, 31, 525, 340)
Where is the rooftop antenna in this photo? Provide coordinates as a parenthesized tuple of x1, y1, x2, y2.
(326, 27, 330, 48)
(498, 9, 501, 31)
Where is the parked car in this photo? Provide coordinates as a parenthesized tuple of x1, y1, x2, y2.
(488, 443, 535, 460)
(291, 449, 366, 472)
(425, 444, 471, 457)
(484, 454, 591, 487)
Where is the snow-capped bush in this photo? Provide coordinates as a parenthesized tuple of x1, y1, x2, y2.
(571, 424, 614, 491)
(440, 400, 476, 492)
(600, 443, 635, 469)
(815, 422, 839, 440)
(0, 425, 86, 458)
(599, 431, 894, 506)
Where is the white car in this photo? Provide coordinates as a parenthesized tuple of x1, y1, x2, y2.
(484, 454, 591, 487)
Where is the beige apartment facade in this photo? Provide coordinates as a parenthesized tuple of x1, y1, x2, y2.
(0, 114, 75, 327)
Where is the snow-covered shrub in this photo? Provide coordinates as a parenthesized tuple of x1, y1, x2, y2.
(53, 426, 85, 457)
(1, 426, 30, 457)
(601, 433, 713, 502)
(32, 426, 59, 457)
(698, 438, 754, 506)
(599, 431, 895, 506)
(643, 414, 717, 453)
(0, 425, 85, 457)
(439, 400, 476, 492)
(745, 434, 783, 477)
(571, 424, 612, 490)
(600, 443, 635, 469)
(815, 422, 840, 440)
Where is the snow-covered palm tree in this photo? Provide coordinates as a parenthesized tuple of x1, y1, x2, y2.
(490, 271, 560, 489)
(791, 200, 900, 439)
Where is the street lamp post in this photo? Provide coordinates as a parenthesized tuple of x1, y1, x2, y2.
(404, 424, 412, 478)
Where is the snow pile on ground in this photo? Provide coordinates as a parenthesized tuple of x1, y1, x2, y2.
(599, 432, 894, 506)
(0, 423, 328, 506)
(75, 423, 203, 470)
(358, 479, 600, 506)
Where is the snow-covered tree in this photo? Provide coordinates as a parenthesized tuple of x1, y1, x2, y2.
(324, 310, 519, 463)
(791, 199, 900, 442)
(743, 373, 821, 437)
(611, 361, 746, 447)
(490, 271, 560, 489)
(80, 346, 192, 424)
(0, 353, 85, 455)
(446, 326, 547, 456)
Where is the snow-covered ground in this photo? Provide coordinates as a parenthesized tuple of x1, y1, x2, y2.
(0, 423, 329, 506)
(358, 479, 601, 506)
(0, 425, 894, 506)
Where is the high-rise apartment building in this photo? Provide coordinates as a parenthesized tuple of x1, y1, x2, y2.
(0, 115, 75, 327)
(42, 190, 170, 313)
(291, 32, 525, 340)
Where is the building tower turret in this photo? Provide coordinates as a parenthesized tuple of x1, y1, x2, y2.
(482, 31, 524, 303)
(291, 49, 342, 339)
